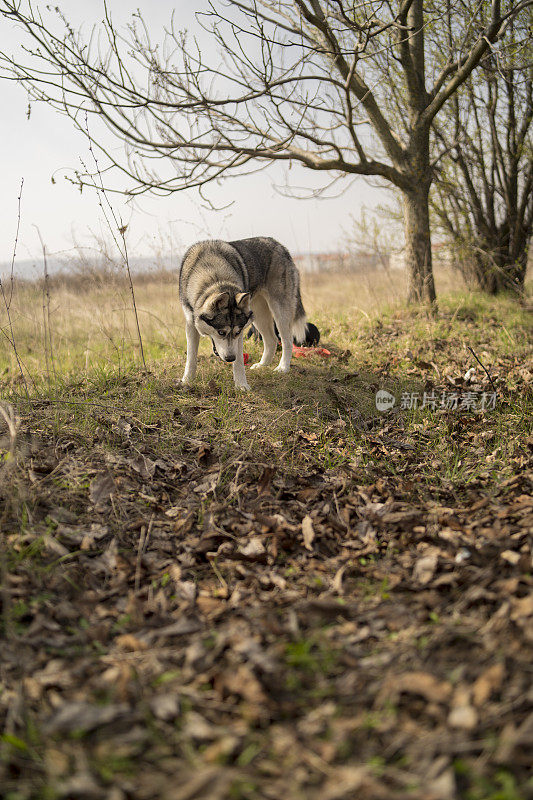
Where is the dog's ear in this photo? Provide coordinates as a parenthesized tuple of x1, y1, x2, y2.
(213, 292, 230, 310)
(235, 292, 250, 312)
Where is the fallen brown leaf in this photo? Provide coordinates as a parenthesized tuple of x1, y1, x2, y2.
(302, 515, 315, 551)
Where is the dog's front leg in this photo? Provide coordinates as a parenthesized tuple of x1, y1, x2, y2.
(232, 333, 250, 391)
(182, 320, 200, 384)
(273, 314, 293, 373)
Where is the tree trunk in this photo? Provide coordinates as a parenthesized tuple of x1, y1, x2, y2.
(473, 242, 528, 295)
(404, 184, 437, 306)
(489, 260, 527, 295)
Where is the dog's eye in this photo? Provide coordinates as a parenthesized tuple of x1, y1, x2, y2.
(217, 330, 226, 337)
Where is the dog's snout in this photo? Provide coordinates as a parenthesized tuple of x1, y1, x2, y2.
(225, 354, 236, 363)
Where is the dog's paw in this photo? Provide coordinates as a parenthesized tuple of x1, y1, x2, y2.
(250, 362, 265, 370)
(235, 382, 251, 391)
(181, 377, 194, 386)
(274, 363, 290, 374)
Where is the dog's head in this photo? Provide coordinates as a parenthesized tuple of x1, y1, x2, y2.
(196, 290, 252, 363)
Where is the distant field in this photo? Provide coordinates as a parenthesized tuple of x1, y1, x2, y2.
(0, 264, 469, 382)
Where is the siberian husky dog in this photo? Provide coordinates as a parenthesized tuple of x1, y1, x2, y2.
(179, 237, 307, 391)
(247, 320, 320, 347)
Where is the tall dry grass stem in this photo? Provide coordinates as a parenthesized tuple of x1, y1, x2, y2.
(35, 226, 57, 387)
(7, 178, 23, 310)
(0, 180, 32, 398)
(83, 113, 147, 370)
(0, 402, 20, 640)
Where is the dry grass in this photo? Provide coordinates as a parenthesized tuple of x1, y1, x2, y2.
(302, 261, 466, 317)
(1, 272, 183, 379)
(1, 264, 469, 383)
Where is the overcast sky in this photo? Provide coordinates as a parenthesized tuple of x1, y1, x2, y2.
(0, 0, 386, 271)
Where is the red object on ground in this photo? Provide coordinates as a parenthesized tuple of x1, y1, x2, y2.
(243, 352, 250, 365)
(292, 344, 332, 358)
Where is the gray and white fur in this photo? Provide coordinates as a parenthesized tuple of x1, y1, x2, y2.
(179, 237, 307, 390)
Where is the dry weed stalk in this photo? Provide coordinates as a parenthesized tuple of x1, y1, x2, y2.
(0, 402, 19, 460)
(0, 180, 31, 399)
(6, 178, 23, 310)
(0, 402, 20, 641)
(83, 114, 147, 371)
(35, 226, 57, 387)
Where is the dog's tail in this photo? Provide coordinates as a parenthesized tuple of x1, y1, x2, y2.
(292, 283, 308, 346)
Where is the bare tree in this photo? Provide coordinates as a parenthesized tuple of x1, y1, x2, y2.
(432, 8, 532, 295)
(1, 0, 532, 306)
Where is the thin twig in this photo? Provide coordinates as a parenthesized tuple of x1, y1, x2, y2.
(7, 178, 23, 310)
(0, 284, 30, 399)
(0, 402, 19, 458)
(0, 188, 30, 399)
(467, 346, 497, 394)
(0, 403, 19, 642)
(134, 513, 154, 592)
(83, 112, 147, 371)
(134, 526, 146, 593)
(35, 226, 56, 385)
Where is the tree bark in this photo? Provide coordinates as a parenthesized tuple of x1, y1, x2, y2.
(404, 183, 437, 306)
(473, 248, 528, 295)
